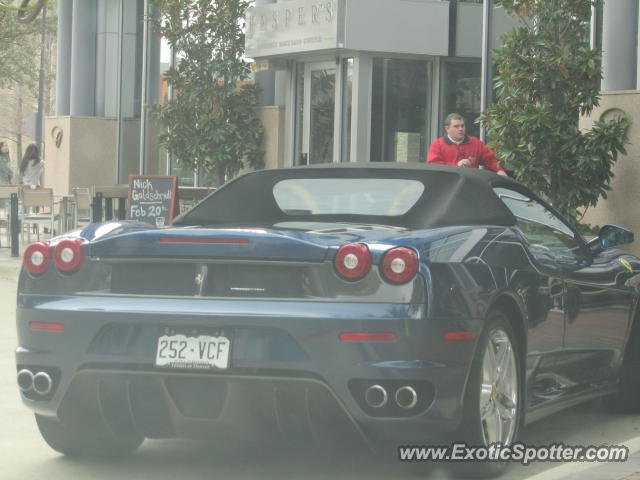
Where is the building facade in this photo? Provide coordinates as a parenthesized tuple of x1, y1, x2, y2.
(45, 0, 640, 252)
(248, 0, 515, 168)
(581, 0, 640, 255)
(46, 0, 163, 195)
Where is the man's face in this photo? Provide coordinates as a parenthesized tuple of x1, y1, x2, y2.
(445, 119, 466, 141)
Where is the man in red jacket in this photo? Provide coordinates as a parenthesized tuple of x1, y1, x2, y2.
(427, 113, 507, 176)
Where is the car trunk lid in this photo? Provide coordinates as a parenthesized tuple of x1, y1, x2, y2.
(88, 227, 330, 262)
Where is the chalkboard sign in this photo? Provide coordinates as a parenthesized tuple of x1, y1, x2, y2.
(127, 175, 178, 227)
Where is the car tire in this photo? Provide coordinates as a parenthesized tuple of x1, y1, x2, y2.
(35, 414, 144, 457)
(604, 320, 640, 413)
(454, 310, 523, 478)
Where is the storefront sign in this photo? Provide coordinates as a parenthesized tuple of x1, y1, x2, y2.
(246, 0, 339, 58)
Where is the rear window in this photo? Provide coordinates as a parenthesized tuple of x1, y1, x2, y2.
(272, 178, 424, 216)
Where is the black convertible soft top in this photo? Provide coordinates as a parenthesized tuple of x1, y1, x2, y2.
(173, 163, 524, 229)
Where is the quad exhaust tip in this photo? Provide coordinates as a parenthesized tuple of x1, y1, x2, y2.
(17, 369, 52, 396)
(364, 384, 419, 410)
(395, 385, 418, 409)
(17, 369, 34, 392)
(364, 384, 388, 408)
(33, 371, 52, 395)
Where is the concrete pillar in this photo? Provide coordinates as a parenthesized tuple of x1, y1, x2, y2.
(350, 54, 372, 163)
(637, 7, 640, 90)
(94, 0, 139, 117)
(95, 0, 109, 116)
(602, 0, 638, 91)
(56, 0, 73, 115)
(134, 0, 144, 117)
(274, 71, 288, 106)
(70, 0, 97, 116)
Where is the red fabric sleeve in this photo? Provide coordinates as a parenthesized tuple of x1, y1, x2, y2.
(427, 139, 446, 165)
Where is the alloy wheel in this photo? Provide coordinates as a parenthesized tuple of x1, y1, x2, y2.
(479, 327, 518, 445)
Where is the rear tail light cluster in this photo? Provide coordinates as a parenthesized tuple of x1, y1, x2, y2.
(381, 247, 419, 284)
(53, 239, 85, 272)
(23, 243, 50, 275)
(334, 243, 419, 283)
(23, 239, 85, 275)
(334, 243, 372, 280)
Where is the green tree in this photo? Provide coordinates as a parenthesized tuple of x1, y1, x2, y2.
(0, 0, 52, 92)
(150, 0, 263, 186)
(481, 0, 628, 223)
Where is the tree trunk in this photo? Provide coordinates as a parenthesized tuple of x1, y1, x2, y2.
(16, 94, 23, 163)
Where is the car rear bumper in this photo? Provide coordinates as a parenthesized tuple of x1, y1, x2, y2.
(16, 295, 478, 445)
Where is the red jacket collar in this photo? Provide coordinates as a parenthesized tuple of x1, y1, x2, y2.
(443, 135, 469, 145)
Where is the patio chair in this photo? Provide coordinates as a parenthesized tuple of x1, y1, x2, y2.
(20, 187, 56, 243)
(72, 187, 92, 228)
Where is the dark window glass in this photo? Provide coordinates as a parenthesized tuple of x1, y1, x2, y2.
(370, 58, 430, 163)
(294, 63, 305, 165)
(440, 61, 481, 138)
(494, 188, 586, 268)
(341, 58, 353, 163)
(308, 68, 336, 164)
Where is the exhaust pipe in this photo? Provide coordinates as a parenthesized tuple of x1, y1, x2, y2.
(395, 385, 418, 409)
(17, 369, 34, 392)
(364, 384, 388, 408)
(32, 371, 52, 396)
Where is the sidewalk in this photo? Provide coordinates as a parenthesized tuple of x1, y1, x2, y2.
(560, 452, 640, 480)
(0, 241, 22, 280)
(0, 229, 47, 280)
(533, 446, 640, 480)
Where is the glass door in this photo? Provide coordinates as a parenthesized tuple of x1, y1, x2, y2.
(303, 62, 336, 164)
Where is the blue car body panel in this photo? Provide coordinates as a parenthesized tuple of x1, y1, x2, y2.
(15, 164, 640, 451)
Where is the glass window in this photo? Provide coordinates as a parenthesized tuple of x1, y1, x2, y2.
(370, 58, 431, 163)
(273, 179, 424, 216)
(440, 60, 481, 138)
(308, 68, 336, 164)
(294, 63, 305, 165)
(495, 188, 586, 267)
(341, 58, 353, 163)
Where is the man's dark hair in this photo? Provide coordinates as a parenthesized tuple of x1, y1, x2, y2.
(444, 113, 465, 127)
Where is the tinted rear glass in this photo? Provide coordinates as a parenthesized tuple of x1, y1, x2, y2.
(273, 179, 424, 216)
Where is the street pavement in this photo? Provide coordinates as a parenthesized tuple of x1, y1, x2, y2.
(2, 240, 640, 480)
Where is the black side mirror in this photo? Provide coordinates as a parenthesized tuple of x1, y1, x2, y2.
(587, 224, 634, 253)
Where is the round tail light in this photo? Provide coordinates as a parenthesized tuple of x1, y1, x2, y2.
(23, 242, 51, 275)
(334, 243, 371, 280)
(381, 247, 419, 284)
(53, 239, 85, 272)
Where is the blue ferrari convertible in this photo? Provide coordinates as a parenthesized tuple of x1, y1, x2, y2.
(15, 164, 640, 476)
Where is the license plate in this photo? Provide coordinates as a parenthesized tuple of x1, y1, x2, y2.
(155, 333, 230, 370)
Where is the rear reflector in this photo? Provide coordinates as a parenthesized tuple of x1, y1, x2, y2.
(53, 239, 85, 272)
(23, 242, 51, 275)
(381, 247, 419, 284)
(340, 332, 397, 342)
(444, 332, 476, 340)
(334, 243, 372, 280)
(159, 237, 249, 244)
(30, 322, 65, 331)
